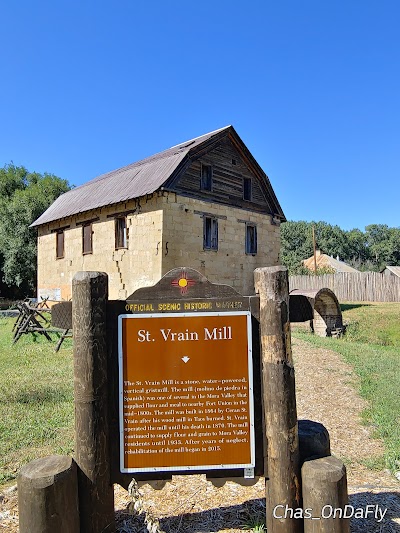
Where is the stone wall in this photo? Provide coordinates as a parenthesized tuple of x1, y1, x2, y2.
(37, 196, 164, 300)
(36, 192, 280, 300)
(162, 194, 280, 295)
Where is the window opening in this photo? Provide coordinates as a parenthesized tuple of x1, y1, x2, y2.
(115, 217, 127, 249)
(56, 230, 64, 259)
(246, 224, 257, 254)
(203, 217, 218, 250)
(243, 177, 252, 201)
(82, 223, 93, 254)
(201, 164, 213, 191)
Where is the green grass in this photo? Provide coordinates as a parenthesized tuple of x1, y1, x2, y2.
(241, 510, 266, 531)
(242, 522, 265, 532)
(341, 302, 400, 346)
(0, 318, 74, 488)
(292, 302, 400, 472)
(1, 301, 399, 495)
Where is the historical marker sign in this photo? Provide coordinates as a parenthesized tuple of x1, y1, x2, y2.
(119, 311, 255, 473)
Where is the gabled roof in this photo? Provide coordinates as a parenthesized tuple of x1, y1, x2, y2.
(31, 126, 285, 227)
(381, 266, 400, 277)
(303, 252, 360, 273)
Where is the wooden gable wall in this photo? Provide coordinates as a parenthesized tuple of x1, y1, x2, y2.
(171, 137, 274, 214)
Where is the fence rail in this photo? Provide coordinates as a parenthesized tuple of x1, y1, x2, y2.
(289, 272, 400, 302)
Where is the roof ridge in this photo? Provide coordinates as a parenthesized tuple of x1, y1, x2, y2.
(168, 125, 231, 149)
(31, 125, 285, 229)
(72, 126, 232, 192)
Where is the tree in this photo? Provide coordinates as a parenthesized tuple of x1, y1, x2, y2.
(347, 228, 369, 260)
(281, 219, 400, 274)
(280, 220, 313, 274)
(0, 164, 71, 297)
(365, 224, 400, 269)
(312, 221, 350, 261)
(280, 220, 351, 274)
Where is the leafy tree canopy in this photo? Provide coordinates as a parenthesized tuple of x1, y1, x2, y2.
(0, 163, 71, 296)
(281, 220, 400, 275)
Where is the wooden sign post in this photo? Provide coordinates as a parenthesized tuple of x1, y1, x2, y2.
(72, 272, 115, 533)
(254, 266, 302, 533)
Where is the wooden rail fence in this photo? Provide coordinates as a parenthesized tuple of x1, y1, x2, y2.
(289, 272, 400, 302)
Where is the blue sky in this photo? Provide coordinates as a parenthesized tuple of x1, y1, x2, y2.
(1, 1, 399, 231)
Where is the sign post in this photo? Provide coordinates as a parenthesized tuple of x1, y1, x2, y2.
(254, 266, 302, 533)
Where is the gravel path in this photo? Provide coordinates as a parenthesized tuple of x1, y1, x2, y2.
(1, 336, 399, 532)
(293, 337, 400, 533)
(111, 336, 400, 532)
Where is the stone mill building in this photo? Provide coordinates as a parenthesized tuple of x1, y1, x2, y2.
(31, 126, 286, 300)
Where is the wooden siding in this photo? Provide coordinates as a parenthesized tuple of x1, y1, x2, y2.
(173, 137, 273, 213)
(289, 272, 400, 302)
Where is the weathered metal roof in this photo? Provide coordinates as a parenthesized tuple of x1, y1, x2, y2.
(31, 125, 285, 227)
(31, 127, 232, 227)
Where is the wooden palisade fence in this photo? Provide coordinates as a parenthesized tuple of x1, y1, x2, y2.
(290, 272, 400, 302)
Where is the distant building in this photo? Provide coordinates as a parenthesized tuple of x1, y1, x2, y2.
(303, 250, 359, 273)
(31, 126, 285, 300)
(380, 266, 400, 278)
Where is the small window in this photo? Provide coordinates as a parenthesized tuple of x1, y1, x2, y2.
(82, 223, 93, 254)
(243, 177, 252, 201)
(201, 163, 212, 191)
(246, 224, 257, 254)
(115, 217, 127, 249)
(203, 217, 218, 250)
(56, 230, 64, 259)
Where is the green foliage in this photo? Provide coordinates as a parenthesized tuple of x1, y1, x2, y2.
(341, 302, 400, 347)
(292, 302, 400, 472)
(346, 228, 370, 264)
(0, 163, 70, 296)
(280, 220, 313, 274)
(315, 266, 335, 275)
(281, 220, 400, 274)
(281, 220, 350, 274)
(243, 522, 265, 532)
(0, 318, 74, 487)
(365, 224, 400, 269)
(242, 512, 266, 531)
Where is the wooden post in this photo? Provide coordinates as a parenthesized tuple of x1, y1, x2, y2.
(298, 420, 330, 466)
(72, 271, 115, 533)
(18, 455, 79, 533)
(302, 456, 350, 532)
(254, 266, 302, 533)
(312, 226, 317, 274)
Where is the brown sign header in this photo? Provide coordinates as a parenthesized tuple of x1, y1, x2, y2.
(127, 267, 243, 302)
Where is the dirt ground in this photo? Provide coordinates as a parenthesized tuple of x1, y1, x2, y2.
(1, 336, 399, 532)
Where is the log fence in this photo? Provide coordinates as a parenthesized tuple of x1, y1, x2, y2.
(289, 272, 400, 302)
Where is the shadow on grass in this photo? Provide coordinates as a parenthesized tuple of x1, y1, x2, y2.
(348, 491, 400, 532)
(4, 386, 72, 404)
(340, 303, 372, 311)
